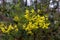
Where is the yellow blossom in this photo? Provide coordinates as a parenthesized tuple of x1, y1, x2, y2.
(24, 14, 30, 20)
(14, 24, 17, 28)
(1, 27, 6, 33)
(13, 15, 20, 21)
(25, 27, 30, 31)
(34, 22, 38, 25)
(31, 15, 37, 21)
(27, 31, 33, 35)
(8, 24, 14, 29)
(37, 9, 41, 13)
(31, 9, 35, 13)
(23, 24, 26, 29)
(15, 28, 18, 31)
(40, 16, 45, 20)
(23, 9, 50, 34)
(37, 14, 40, 18)
(39, 23, 44, 27)
(4, 26, 8, 29)
(0, 22, 4, 27)
(42, 23, 50, 29)
(25, 9, 29, 13)
(32, 24, 38, 29)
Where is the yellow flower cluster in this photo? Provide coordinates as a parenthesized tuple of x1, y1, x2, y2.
(24, 10, 30, 20)
(37, 9, 41, 13)
(23, 9, 50, 34)
(31, 9, 35, 13)
(0, 22, 18, 34)
(13, 15, 20, 22)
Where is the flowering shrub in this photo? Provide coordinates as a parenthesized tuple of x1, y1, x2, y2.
(0, 9, 50, 35)
(0, 22, 18, 34)
(23, 9, 50, 34)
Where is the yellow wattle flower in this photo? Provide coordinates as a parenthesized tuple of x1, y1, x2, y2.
(23, 9, 50, 34)
(37, 14, 40, 18)
(14, 24, 17, 28)
(34, 22, 38, 25)
(23, 24, 26, 29)
(25, 9, 29, 13)
(0, 23, 4, 27)
(40, 16, 45, 20)
(27, 31, 33, 35)
(37, 9, 41, 13)
(45, 14, 49, 20)
(13, 15, 20, 21)
(39, 23, 44, 27)
(32, 24, 38, 29)
(31, 15, 37, 21)
(15, 28, 18, 31)
(4, 26, 8, 29)
(25, 27, 30, 31)
(31, 9, 35, 13)
(8, 24, 14, 29)
(24, 14, 29, 20)
(1, 27, 6, 33)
